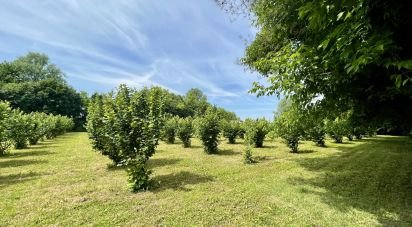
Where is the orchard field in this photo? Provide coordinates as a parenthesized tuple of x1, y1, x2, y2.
(1, 132, 411, 226)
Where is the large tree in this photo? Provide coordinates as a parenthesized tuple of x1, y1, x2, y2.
(0, 53, 85, 129)
(218, 0, 412, 134)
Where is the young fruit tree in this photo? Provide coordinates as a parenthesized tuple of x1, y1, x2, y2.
(163, 116, 178, 144)
(86, 84, 164, 192)
(176, 117, 194, 148)
(221, 120, 240, 144)
(274, 108, 303, 153)
(243, 118, 270, 148)
(195, 110, 221, 154)
(0, 101, 12, 155)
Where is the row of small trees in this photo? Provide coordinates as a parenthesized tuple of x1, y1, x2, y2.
(161, 111, 270, 153)
(0, 101, 74, 155)
(273, 105, 377, 153)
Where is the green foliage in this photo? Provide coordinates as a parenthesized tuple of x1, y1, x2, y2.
(9, 110, 33, 149)
(325, 118, 347, 143)
(195, 110, 221, 154)
(243, 118, 269, 148)
(86, 84, 164, 192)
(221, 120, 240, 144)
(273, 108, 303, 153)
(0, 101, 12, 155)
(243, 146, 254, 164)
(126, 158, 151, 192)
(163, 117, 178, 144)
(226, 0, 412, 135)
(0, 53, 86, 129)
(177, 117, 194, 148)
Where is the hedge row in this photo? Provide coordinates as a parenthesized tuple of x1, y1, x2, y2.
(0, 101, 74, 155)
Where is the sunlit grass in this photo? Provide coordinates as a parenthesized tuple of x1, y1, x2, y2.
(0, 133, 411, 226)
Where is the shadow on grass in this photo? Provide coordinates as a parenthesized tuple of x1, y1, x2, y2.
(297, 149, 316, 154)
(148, 158, 182, 168)
(218, 149, 241, 156)
(151, 171, 214, 192)
(289, 136, 412, 226)
(0, 159, 48, 168)
(5, 150, 54, 158)
(0, 172, 43, 189)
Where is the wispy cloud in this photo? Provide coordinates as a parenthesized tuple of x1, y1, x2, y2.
(0, 0, 278, 119)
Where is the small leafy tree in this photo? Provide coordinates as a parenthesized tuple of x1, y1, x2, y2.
(195, 110, 220, 154)
(274, 108, 303, 153)
(244, 146, 254, 164)
(86, 94, 106, 151)
(163, 116, 178, 144)
(177, 117, 193, 148)
(86, 85, 164, 192)
(243, 118, 269, 148)
(325, 117, 347, 143)
(0, 101, 12, 155)
(221, 120, 240, 144)
(9, 110, 33, 149)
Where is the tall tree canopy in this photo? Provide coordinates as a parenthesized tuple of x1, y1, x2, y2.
(0, 52, 65, 83)
(0, 52, 85, 129)
(218, 0, 412, 133)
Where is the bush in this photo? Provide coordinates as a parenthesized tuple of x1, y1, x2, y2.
(86, 85, 164, 192)
(28, 112, 46, 145)
(221, 120, 240, 144)
(244, 146, 254, 164)
(243, 118, 269, 148)
(0, 101, 12, 155)
(86, 94, 106, 151)
(274, 108, 303, 153)
(9, 110, 33, 149)
(177, 117, 193, 148)
(163, 117, 178, 144)
(325, 118, 347, 143)
(306, 125, 326, 147)
(195, 110, 220, 154)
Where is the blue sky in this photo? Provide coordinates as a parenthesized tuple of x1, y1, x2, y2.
(0, 0, 279, 119)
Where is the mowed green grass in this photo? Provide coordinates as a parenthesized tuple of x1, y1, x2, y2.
(0, 133, 411, 226)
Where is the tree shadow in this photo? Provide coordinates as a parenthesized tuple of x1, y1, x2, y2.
(217, 149, 241, 156)
(148, 158, 182, 168)
(0, 159, 48, 168)
(151, 171, 214, 192)
(0, 172, 43, 189)
(253, 155, 276, 163)
(297, 149, 316, 154)
(4, 150, 54, 158)
(290, 136, 412, 226)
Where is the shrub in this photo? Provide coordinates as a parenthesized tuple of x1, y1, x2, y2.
(0, 101, 12, 155)
(28, 112, 46, 145)
(306, 125, 326, 147)
(244, 118, 269, 148)
(274, 108, 303, 153)
(221, 120, 240, 144)
(195, 110, 220, 154)
(9, 110, 33, 149)
(177, 117, 193, 148)
(244, 146, 254, 164)
(86, 94, 106, 151)
(163, 116, 178, 144)
(86, 85, 164, 192)
(325, 118, 347, 143)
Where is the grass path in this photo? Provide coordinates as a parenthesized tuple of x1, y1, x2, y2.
(0, 133, 411, 226)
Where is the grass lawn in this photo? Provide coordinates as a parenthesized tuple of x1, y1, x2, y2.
(0, 132, 411, 226)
